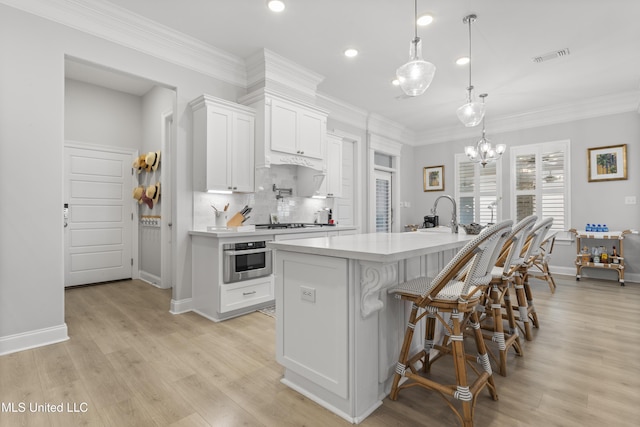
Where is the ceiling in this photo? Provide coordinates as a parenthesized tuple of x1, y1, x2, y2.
(83, 0, 640, 137)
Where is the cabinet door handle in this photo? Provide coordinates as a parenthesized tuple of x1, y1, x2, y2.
(233, 186, 237, 190)
(243, 291, 257, 296)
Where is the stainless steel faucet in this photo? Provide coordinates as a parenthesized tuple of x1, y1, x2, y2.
(431, 195, 458, 233)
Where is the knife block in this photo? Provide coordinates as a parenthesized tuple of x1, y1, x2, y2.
(226, 212, 245, 227)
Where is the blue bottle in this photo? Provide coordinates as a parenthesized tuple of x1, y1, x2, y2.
(586, 224, 592, 232)
(603, 224, 609, 232)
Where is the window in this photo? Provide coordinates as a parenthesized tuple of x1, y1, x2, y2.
(455, 154, 502, 225)
(375, 170, 392, 232)
(510, 140, 570, 232)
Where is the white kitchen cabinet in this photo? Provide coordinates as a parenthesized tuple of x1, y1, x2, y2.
(270, 97, 325, 159)
(191, 233, 274, 322)
(322, 133, 343, 197)
(220, 277, 274, 313)
(190, 95, 255, 193)
(298, 133, 342, 198)
(241, 90, 328, 170)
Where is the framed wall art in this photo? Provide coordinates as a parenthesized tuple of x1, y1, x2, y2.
(587, 144, 627, 182)
(423, 165, 444, 191)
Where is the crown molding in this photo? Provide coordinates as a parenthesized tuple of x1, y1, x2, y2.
(0, 0, 247, 87)
(316, 92, 368, 130)
(367, 113, 415, 145)
(416, 90, 640, 146)
(246, 49, 325, 101)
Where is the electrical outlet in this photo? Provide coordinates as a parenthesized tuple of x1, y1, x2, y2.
(624, 196, 636, 205)
(300, 286, 316, 303)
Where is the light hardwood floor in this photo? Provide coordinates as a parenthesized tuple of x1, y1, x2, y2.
(1, 275, 639, 426)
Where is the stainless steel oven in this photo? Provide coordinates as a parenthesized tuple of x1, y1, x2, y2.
(222, 241, 272, 283)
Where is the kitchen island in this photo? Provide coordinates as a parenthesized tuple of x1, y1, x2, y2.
(268, 230, 473, 423)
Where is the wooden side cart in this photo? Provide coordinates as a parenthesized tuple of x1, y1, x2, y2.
(569, 229, 631, 286)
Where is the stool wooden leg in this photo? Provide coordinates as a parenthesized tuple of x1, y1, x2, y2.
(449, 311, 474, 427)
(423, 312, 437, 373)
(513, 273, 533, 341)
(544, 261, 557, 293)
(489, 284, 508, 376)
(503, 286, 523, 357)
(390, 303, 419, 400)
(470, 310, 498, 401)
(523, 273, 539, 328)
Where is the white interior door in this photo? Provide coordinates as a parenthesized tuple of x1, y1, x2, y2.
(375, 170, 392, 233)
(64, 144, 135, 287)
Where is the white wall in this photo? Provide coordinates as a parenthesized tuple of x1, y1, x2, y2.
(410, 111, 640, 280)
(65, 79, 143, 148)
(0, 4, 240, 354)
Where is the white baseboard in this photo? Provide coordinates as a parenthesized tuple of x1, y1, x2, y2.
(139, 271, 168, 289)
(170, 298, 193, 314)
(549, 265, 639, 284)
(0, 324, 69, 356)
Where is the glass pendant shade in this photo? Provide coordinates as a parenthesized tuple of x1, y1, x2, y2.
(456, 93, 486, 127)
(396, 37, 436, 97)
(457, 14, 485, 127)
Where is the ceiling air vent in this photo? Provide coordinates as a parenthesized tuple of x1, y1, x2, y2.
(532, 48, 570, 63)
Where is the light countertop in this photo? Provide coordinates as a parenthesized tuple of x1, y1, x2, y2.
(267, 230, 473, 263)
(189, 225, 357, 238)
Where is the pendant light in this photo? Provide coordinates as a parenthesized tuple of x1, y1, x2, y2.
(456, 14, 485, 127)
(396, 0, 436, 97)
(464, 94, 506, 167)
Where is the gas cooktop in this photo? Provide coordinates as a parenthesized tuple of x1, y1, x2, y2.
(254, 223, 335, 229)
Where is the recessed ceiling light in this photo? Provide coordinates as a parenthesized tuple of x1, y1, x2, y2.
(267, 1, 285, 12)
(391, 79, 400, 86)
(456, 56, 470, 66)
(344, 48, 358, 58)
(417, 14, 433, 26)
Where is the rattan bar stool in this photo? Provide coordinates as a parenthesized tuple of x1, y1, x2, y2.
(479, 215, 537, 376)
(512, 217, 554, 341)
(526, 231, 557, 293)
(388, 220, 512, 427)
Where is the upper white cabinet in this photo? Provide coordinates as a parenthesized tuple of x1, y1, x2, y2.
(298, 133, 343, 198)
(189, 95, 256, 193)
(241, 90, 328, 170)
(323, 133, 343, 198)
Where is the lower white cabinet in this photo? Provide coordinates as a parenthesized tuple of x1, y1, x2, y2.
(191, 234, 274, 322)
(220, 278, 273, 313)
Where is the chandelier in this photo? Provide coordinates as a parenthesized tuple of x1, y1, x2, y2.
(456, 14, 485, 127)
(396, 0, 436, 97)
(464, 94, 506, 167)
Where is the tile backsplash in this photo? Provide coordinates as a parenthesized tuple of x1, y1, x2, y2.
(193, 165, 334, 230)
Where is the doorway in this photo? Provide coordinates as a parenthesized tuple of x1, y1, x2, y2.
(64, 57, 176, 291)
